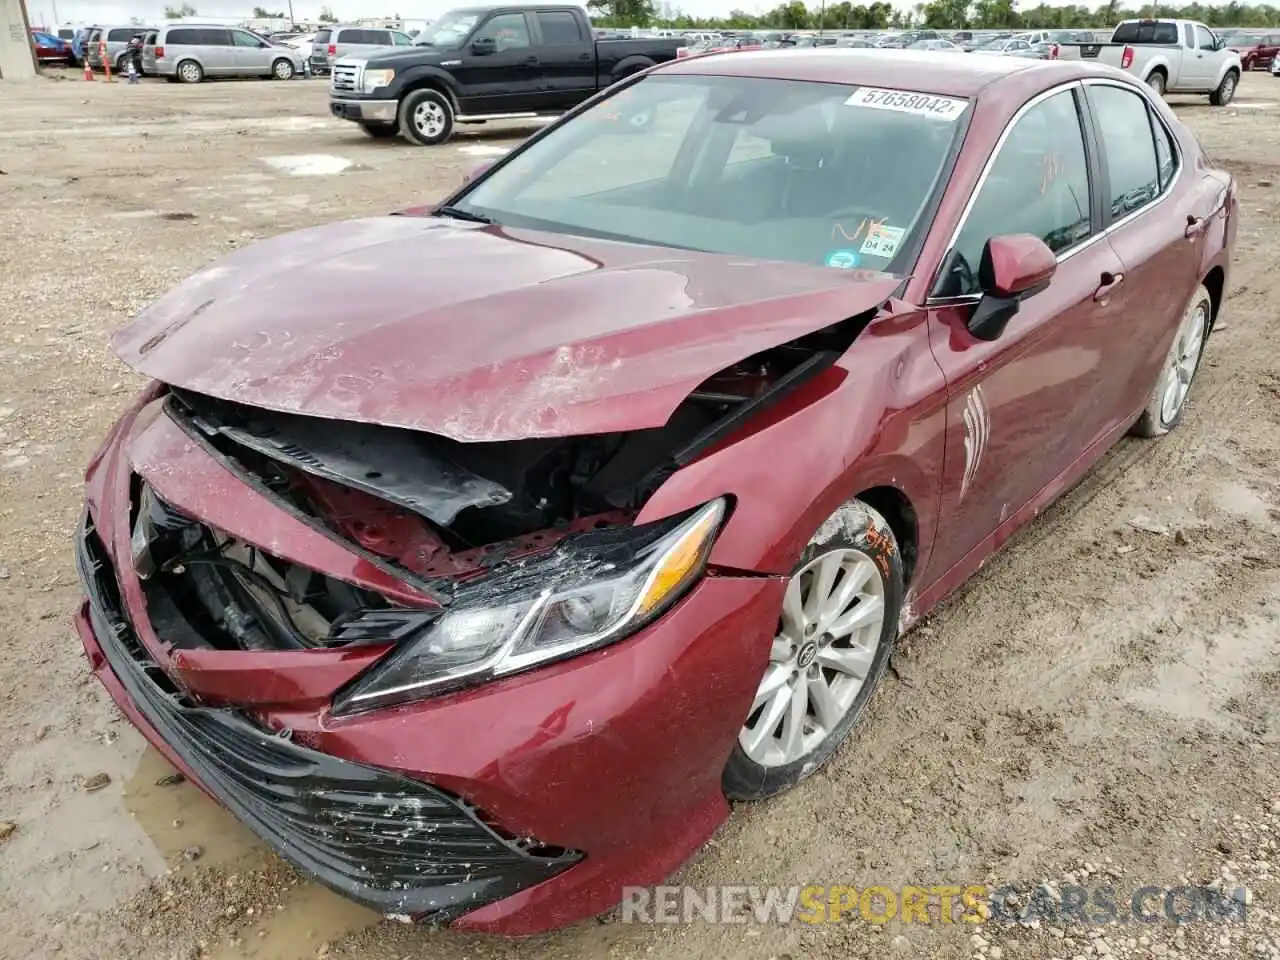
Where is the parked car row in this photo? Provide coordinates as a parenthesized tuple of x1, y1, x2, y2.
(29, 21, 311, 82)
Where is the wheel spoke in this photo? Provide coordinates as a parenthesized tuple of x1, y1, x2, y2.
(1161, 372, 1181, 421)
(816, 642, 875, 681)
(781, 577, 807, 637)
(814, 557, 874, 633)
(804, 552, 841, 624)
(807, 672, 844, 732)
(770, 636, 792, 663)
(743, 683, 791, 756)
(751, 663, 791, 712)
(827, 593, 884, 640)
(780, 680, 809, 758)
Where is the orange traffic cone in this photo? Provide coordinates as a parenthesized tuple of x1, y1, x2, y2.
(83, 59, 94, 81)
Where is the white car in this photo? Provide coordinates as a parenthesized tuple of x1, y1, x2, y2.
(284, 32, 315, 61)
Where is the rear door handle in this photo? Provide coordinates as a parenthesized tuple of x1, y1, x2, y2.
(1185, 212, 1214, 238)
(1094, 271, 1125, 302)
(577, 52, 591, 61)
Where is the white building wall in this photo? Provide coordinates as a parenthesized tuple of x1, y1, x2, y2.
(0, 0, 37, 79)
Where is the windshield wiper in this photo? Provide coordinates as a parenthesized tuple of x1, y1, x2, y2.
(435, 205, 494, 225)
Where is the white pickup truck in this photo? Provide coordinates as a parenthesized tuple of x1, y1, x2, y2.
(1057, 18, 1242, 105)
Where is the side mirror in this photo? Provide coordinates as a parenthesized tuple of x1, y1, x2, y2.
(471, 36, 496, 55)
(967, 234, 1056, 341)
(462, 159, 494, 184)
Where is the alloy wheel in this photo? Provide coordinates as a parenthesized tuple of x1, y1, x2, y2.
(739, 549, 887, 768)
(1159, 298, 1208, 426)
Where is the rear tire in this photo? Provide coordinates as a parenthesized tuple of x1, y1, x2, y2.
(176, 59, 203, 84)
(1132, 284, 1211, 438)
(399, 88, 454, 146)
(359, 123, 398, 139)
(1146, 70, 1166, 96)
(723, 500, 903, 802)
(1210, 69, 1239, 106)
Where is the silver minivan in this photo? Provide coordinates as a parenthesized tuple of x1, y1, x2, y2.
(86, 25, 150, 72)
(309, 25, 412, 74)
(144, 24, 305, 83)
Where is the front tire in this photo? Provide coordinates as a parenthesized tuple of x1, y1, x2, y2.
(1132, 284, 1211, 438)
(272, 57, 295, 80)
(399, 88, 454, 146)
(176, 59, 203, 84)
(1210, 70, 1239, 106)
(723, 500, 903, 802)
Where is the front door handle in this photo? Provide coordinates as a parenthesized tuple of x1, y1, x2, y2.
(1094, 271, 1125, 302)
(523, 54, 540, 64)
(577, 52, 590, 61)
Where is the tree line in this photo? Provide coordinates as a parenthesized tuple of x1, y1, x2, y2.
(590, 0, 1280, 30)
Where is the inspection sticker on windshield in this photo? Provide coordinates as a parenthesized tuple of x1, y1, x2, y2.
(846, 87, 969, 122)
(859, 223, 906, 259)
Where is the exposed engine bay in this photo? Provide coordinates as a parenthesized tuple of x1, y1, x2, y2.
(137, 318, 870, 654)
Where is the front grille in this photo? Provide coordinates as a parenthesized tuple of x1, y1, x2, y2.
(331, 62, 360, 92)
(76, 514, 579, 920)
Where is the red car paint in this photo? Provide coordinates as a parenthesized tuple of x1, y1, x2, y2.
(78, 51, 1236, 935)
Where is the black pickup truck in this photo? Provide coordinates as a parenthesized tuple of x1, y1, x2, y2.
(328, 4, 687, 145)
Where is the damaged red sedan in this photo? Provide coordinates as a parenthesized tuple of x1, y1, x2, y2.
(75, 50, 1235, 934)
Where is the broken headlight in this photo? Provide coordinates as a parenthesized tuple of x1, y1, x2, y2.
(332, 498, 727, 714)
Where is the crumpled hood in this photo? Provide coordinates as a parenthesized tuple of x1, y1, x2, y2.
(113, 216, 900, 442)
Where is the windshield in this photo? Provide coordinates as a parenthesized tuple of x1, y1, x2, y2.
(452, 75, 965, 272)
(414, 9, 480, 46)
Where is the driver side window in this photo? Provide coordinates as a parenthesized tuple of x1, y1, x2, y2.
(935, 88, 1092, 298)
(477, 13, 531, 51)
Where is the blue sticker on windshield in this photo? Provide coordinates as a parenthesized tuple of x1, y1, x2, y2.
(825, 249, 861, 269)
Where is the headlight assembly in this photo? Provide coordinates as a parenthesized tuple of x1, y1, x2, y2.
(362, 68, 395, 93)
(332, 498, 727, 714)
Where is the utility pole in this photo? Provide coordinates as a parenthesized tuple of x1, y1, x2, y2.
(818, 0, 825, 35)
(287, 0, 295, 27)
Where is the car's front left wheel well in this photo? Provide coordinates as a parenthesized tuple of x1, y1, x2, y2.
(854, 486, 918, 588)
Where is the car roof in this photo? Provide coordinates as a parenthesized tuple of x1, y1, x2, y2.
(659, 48, 1102, 99)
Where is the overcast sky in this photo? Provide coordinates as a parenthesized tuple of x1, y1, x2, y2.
(28, 0, 1218, 30)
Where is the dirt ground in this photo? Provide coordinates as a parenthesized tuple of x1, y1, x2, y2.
(2, 67, 1280, 960)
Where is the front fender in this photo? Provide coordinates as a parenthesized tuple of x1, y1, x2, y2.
(388, 65, 462, 105)
(636, 308, 947, 579)
(1215, 56, 1243, 84)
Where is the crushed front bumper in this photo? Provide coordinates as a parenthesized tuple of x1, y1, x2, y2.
(75, 514, 577, 922)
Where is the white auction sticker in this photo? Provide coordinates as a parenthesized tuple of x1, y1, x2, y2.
(859, 223, 907, 259)
(845, 87, 970, 122)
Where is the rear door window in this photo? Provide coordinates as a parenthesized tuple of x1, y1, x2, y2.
(108, 28, 134, 41)
(1088, 84, 1161, 219)
(204, 28, 233, 46)
(536, 11, 584, 45)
